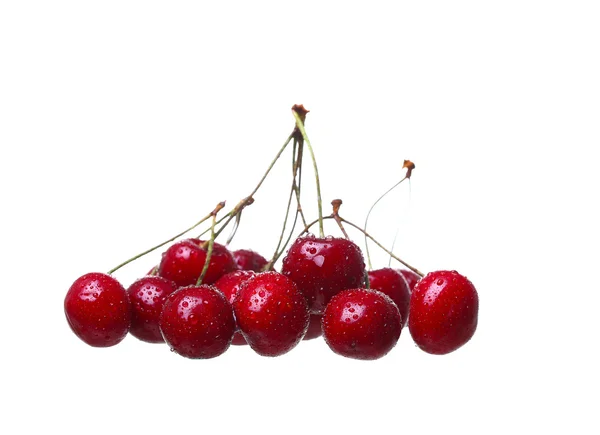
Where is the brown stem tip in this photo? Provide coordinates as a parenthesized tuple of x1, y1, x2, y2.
(212, 201, 226, 216)
(331, 199, 343, 216)
(402, 160, 415, 179)
(292, 104, 310, 141)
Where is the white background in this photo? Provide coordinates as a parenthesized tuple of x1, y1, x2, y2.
(1, 1, 599, 434)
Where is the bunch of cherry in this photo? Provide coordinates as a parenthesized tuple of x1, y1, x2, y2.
(64, 106, 479, 360)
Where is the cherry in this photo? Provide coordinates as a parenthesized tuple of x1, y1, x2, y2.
(213, 270, 257, 345)
(303, 314, 323, 340)
(64, 272, 131, 347)
(158, 238, 237, 287)
(322, 288, 402, 360)
(281, 235, 366, 314)
(408, 270, 479, 355)
(126, 276, 178, 343)
(233, 271, 309, 356)
(398, 269, 421, 292)
(368, 268, 410, 328)
(159, 285, 236, 359)
(233, 249, 269, 272)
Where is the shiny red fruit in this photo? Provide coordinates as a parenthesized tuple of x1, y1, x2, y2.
(303, 314, 323, 340)
(398, 269, 421, 292)
(408, 270, 479, 355)
(233, 249, 269, 272)
(233, 271, 309, 356)
(368, 268, 411, 328)
(158, 238, 237, 287)
(281, 235, 366, 314)
(322, 288, 402, 360)
(127, 276, 178, 343)
(159, 285, 236, 359)
(64, 272, 131, 347)
(213, 270, 256, 345)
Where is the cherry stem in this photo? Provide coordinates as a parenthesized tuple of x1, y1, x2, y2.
(388, 178, 411, 267)
(197, 202, 225, 285)
(266, 140, 299, 269)
(331, 199, 350, 239)
(300, 215, 424, 277)
(265, 139, 304, 270)
(107, 210, 215, 275)
(197, 133, 294, 241)
(292, 109, 324, 238)
(364, 176, 407, 270)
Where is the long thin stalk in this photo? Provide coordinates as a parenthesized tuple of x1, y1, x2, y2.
(292, 110, 324, 238)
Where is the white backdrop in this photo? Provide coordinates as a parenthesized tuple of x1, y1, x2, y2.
(1, 1, 599, 434)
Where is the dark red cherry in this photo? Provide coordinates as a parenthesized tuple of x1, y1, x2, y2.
(126, 276, 178, 343)
(322, 288, 401, 360)
(302, 314, 323, 340)
(408, 270, 479, 355)
(158, 238, 237, 287)
(398, 269, 421, 292)
(281, 235, 366, 314)
(159, 285, 236, 359)
(233, 271, 309, 356)
(368, 268, 410, 328)
(64, 272, 131, 347)
(213, 270, 256, 346)
(233, 249, 269, 272)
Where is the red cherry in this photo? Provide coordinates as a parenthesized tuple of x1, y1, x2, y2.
(322, 288, 402, 360)
(159, 285, 236, 359)
(64, 272, 131, 347)
(126, 276, 178, 343)
(158, 238, 237, 287)
(303, 314, 323, 340)
(398, 269, 421, 292)
(281, 235, 366, 314)
(408, 270, 479, 355)
(233, 249, 269, 272)
(213, 270, 256, 346)
(368, 268, 410, 328)
(233, 271, 309, 356)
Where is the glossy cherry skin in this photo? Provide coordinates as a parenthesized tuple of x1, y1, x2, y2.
(158, 238, 237, 287)
(64, 272, 131, 347)
(233, 249, 269, 272)
(213, 270, 256, 345)
(233, 271, 309, 356)
(281, 235, 366, 314)
(127, 276, 178, 343)
(159, 285, 236, 359)
(368, 268, 411, 328)
(398, 269, 421, 292)
(408, 270, 479, 355)
(322, 288, 402, 360)
(302, 314, 323, 340)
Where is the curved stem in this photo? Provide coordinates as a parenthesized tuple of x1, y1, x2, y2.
(267, 140, 299, 269)
(300, 215, 424, 277)
(197, 133, 295, 242)
(107, 211, 214, 275)
(342, 217, 424, 277)
(364, 176, 407, 270)
(292, 110, 324, 238)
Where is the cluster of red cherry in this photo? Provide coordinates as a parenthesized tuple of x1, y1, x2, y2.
(64, 106, 479, 360)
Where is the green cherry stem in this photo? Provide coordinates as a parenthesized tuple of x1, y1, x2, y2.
(292, 109, 324, 238)
(364, 176, 407, 270)
(197, 132, 295, 242)
(363, 159, 415, 270)
(107, 210, 216, 275)
(197, 202, 225, 285)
